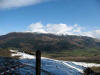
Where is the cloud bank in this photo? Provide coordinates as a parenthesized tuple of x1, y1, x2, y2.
(0, 0, 48, 9)
(26, 22, 100, 39)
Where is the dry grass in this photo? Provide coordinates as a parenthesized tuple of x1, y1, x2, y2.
(90, 67, 100, 72)
(0, 49, 11, 57)
(0, 49, 21, 59)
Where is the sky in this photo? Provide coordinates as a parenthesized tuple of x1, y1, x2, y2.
(0, 0, 100, 38)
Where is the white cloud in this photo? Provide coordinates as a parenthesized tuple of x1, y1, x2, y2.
(46, 23, 73, 35)
(27, 22, 82, 35)
(81, 32, 94, 38)
(26, 22, 100, 39)
(72, 24, 81, 33)
(0, 0, 48, 9)
(91, 30, 100, 38)
(80, 30, 100, 39)
(27, 22, 46, 33)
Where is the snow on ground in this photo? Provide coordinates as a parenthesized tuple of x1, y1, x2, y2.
(72, 61, 100, 67)
(10, 50, 100, 75)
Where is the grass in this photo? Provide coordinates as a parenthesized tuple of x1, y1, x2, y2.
(0, 48, 100, 63)
(0, 48, 99, 73)
(41, 48, 100, 63)
(90, 67, 100, 72)
(0, 49, 21, 59)
(0, 49, 11, 57)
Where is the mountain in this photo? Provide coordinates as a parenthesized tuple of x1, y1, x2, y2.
(0, 32, 100, 52)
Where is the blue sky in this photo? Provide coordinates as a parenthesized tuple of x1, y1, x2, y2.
(0, 0, 100, 38)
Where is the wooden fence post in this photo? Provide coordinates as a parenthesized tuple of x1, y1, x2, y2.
(36, 50, 41, 75)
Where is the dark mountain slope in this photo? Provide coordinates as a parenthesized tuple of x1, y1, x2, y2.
(0, 32, 100, 52)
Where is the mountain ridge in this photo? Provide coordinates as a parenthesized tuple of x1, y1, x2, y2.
(0, 32, 100, 51)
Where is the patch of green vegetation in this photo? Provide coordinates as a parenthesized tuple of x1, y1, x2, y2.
(41, 48, 100, 63)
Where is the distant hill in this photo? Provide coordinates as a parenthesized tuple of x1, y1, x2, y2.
(0, 32, 100, 52)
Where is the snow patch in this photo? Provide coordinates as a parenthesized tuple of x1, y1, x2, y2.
(72, 61, 100, 67)
(10, 50, 100, 75)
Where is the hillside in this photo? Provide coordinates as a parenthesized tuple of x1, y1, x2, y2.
(0, 32, 100, 63)
(0, 32, 100, 51)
